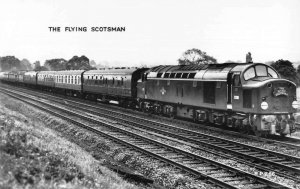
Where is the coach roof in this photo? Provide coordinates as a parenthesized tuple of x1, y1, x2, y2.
(55, 70, 85, 75)
(84, 67, 139, 75)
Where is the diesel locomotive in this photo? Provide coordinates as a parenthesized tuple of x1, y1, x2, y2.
(0, 62, 298, 136)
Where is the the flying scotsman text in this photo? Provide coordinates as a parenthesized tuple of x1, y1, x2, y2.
(48, 27, 126, 32)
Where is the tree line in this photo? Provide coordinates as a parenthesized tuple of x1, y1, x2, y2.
(0, 55, 96, 72)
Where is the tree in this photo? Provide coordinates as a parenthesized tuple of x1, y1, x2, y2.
(0, 56, 21, 71)
(66, 55, 91, 70)
(270, 59, 296, 81)
(89, 60, 96, 67)
(33, 61, 48, 71)
(44, 58, 67, 71)
(178, 48, 217, 65)
(20, 59, 33, 70)
(297, 64, 300, 74)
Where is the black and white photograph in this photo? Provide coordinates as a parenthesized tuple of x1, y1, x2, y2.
(0, 0, 300, 188)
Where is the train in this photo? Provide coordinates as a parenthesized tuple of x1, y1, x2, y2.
(0, 62, 298, 137)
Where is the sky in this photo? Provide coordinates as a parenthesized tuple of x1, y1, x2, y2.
(0, 0, 299, 67)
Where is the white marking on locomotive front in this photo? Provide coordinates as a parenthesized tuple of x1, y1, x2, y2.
(160, 87, 166, 95)
(234, 96, 239, 100)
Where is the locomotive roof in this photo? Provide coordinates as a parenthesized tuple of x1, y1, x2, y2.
(85, 67, 139, 75)
(147, 63, 255, 81)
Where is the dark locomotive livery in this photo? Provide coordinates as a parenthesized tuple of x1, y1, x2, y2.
(0, 62, 298, 136)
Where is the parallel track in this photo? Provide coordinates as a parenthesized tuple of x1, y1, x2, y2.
(1, 85, 300, 182)
(0, 87, 296, 188)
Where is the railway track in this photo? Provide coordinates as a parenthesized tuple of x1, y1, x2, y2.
(1, 85, 300, 182)
(0, 87, 297, 188)
(0, 86, 300, 182)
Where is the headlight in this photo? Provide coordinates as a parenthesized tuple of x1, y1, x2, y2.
(292, 101, 299, 109)
(261, 101, 268, 110)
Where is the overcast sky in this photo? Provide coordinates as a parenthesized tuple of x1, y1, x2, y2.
(0, 0, 299, 66)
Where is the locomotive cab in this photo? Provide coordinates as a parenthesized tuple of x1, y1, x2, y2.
(232, 64, 297, 136)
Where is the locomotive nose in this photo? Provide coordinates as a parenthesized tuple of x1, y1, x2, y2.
(262, 79, 298, 112)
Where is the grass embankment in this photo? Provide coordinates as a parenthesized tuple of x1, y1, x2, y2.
(0, 94, 147, 189)
(0, 93, 209, 189)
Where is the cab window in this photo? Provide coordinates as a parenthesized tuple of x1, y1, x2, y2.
(244, 67, 255, 80)
(244, 65, 279, 81)
(267, 68, 278, 78)
(256, 65, 267, 77)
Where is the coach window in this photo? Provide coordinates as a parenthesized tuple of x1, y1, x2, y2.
(170, 73, 176, 78)
(75, 76, 77, 84)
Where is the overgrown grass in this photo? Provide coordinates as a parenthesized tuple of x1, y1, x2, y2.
(0, 95, 142, 189)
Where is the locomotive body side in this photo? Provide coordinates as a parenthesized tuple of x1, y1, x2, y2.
(138, 64, 236, 117)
